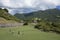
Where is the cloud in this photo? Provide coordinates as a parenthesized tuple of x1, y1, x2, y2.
(0, 0, 60, 14)
(1, 0, 60, 8)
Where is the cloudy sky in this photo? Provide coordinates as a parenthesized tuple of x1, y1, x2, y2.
(0, 0, 60, 15)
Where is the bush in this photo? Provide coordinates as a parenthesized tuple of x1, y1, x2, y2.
(34, 21, 60, 34)
(51, 23, 57, 27)
(34, 24, 43, 30)
(4, 8, 8, 12)
(23, 22, 28, 25)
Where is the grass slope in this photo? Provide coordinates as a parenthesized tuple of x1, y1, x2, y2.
(0, 8, 20, 22)
(0, 25, 60, 40)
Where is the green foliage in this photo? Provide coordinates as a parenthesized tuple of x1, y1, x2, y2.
(0, 8, 20, 22)
(34, 21, 60, 34)
(23, 22, 28, 25)
(4, 8, 8, 12)
(14, 8, 60, 22)
(14, 8, 60, 33)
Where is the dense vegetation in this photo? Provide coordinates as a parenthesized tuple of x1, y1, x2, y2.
(34, 20, 60, 34)
(0, 8, 60, 34)
(0, 8, 60, 40)
(14, 8, 60, 22)
(14, 8, 60, 34)
(0, 8, 20, 22)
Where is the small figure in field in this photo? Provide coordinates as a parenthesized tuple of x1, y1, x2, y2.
(21, 31, 24, 37)
(9, 29, 14, 34)
(9, 29, 11, 32)
(18, 31, 24, 36)
(11, 31, 14, 34)
(18, 31, 20, 35)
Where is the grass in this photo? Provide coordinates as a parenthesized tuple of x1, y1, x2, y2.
(0, 25, 60, 40)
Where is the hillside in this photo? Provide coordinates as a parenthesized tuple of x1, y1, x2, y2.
(14, 8, 60, 22)
(14, 8, 60, 33)
(0, 8, 20, 23)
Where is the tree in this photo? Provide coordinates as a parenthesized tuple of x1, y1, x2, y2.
(4, 8, 8, 12)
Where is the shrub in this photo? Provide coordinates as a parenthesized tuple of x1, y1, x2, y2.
(23, 22, 28, 25)
(42, 26, 51, 32)
(18, 31, 20, 35)
(34, 24, 43, 30)
(51, 23, 57, 27)
(4, 8, 8, 12)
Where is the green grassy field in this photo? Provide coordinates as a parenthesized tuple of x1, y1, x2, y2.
(0, 25, 60, 40)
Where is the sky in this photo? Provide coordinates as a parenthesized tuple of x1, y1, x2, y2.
(0, 0, 60, 15)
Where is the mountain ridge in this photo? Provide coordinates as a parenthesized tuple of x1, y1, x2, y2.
(14, 8, 60, 22)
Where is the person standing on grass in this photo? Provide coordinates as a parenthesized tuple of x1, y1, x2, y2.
(18, 31, 20, 35)
(18, 31, 24, 36)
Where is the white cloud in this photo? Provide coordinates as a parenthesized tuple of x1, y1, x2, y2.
(0, 0, 60, 14)
(0, 0, 60, 8)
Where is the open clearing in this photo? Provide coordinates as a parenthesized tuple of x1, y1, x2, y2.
(0, 25, 60, 40)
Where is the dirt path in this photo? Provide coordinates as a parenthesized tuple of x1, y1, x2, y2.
(0, 23, 23, 27)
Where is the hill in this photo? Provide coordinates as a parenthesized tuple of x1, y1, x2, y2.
(0, 8, 20, 23)
(14, 8, 60, 22)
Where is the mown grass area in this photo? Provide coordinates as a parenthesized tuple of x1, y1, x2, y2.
(0, 25, 60, 40)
